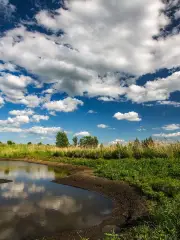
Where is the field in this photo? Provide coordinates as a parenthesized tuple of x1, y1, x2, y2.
(0, 142, 180, 239)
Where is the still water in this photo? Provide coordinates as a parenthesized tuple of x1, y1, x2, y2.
(0, 161, 112, 240)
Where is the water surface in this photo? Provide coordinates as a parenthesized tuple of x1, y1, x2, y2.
(0, 161, 112, 240)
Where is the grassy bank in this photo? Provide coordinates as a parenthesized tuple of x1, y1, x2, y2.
(0, 143, 180, 239)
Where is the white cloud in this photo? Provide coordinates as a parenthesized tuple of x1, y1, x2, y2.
(162, 124, 180, 131)
(0, 74, 33, 103)
(0, 0, 179, 106)
(87, 110, 97, 114)
(0, 62, 17, 72)
(0, 73, 42, 107)
(137, 127, 146, 131)
(43, 97, 83, 112)
(0, 127, 22, 133)
(153, 132, 180, 138)
(157, 101, 180, 107)
(97, 124, 108, 129)
(9, 109, 34, 116)
(97, 97, 117, 102)
(0, 0, 16, 20)
(174, 9, 180, 19)
(126, 71, 180, 103)
(0, 96, 4, 107)
(74, 131, 90, 137)
(0, 0, 179, 103)
(113, 111, 141, 121)
(32, 115, 49, 122)
(49, 111, 56, 116)
(25, 126, 61, 135)
(19, 95, 42, 108)
(0, 126, 61, 135)
(109, 139, 126, 145)
(0, 115, 30, 127)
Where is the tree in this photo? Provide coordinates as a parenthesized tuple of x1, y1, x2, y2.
(72, 136, 78, 146)
(56, 131, 69, 147)
(142, 137, 154, 147)
(134, 138, 141, 147)
(27, 142, 32, 145)
(79, 136, 99, 148)
(37, 142, 42, 145)
(7, 140, 15, 145)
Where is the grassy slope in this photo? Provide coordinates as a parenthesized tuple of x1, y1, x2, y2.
(0, 144, 180, 239)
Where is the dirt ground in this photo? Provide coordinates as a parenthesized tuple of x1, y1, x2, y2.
(0, 158, 148, 240)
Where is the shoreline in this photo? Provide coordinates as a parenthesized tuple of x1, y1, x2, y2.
(0, 158, 148, 240)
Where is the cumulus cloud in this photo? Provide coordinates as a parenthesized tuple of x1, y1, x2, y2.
(126, 71, 180, 103)
(32, 115, 49, 122)
(0, 127, 22, 133)
(157, 101, 180, 107)
(43, 97, 83, 112)
(9, 109, 34, 116)
(0, 126, 61, 135)
(113, 111, 141, 121)
(109, 139, 126, 145)
(25, 126, 61, 135)
(0, 74, 33, 103)
(174, 9, 180, 19)
(97, 124, 108, 129)
(0, 0, 16, 20)
(0, 62, 17, 72)
(19, 95, 42, 108)
(87, 110, 97, 114)
(97, 97, 117, 102)
(74, 131, 90, 137)
(153, 132, 180, 138)
(0, 0, 179, 103)
(162, 124, 180, 131)
(0, 115, 30, 127)
(0, 73, 42, 107)
(0, 96, 4, 107)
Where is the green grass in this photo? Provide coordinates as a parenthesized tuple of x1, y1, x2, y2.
(0, 143, 180, 239)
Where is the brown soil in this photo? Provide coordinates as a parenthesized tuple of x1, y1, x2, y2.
(0, 158, 148, 240)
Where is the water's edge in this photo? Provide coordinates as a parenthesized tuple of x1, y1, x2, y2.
(0, 158, 147, 240)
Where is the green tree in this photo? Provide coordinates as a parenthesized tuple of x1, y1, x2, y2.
(56, 131, 69, 147)
(27, 142, 32, 145)
(37, 142, 42, 146)
(7, 140, 15, 145)
(72, 136, 78, 146)
(142, 137, 154, 147)
(79, 136, 99, 148)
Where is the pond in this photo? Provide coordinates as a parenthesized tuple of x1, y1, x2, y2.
(0, 161, 113, 240)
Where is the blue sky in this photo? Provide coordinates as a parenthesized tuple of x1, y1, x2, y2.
(0, 0, 180, 144)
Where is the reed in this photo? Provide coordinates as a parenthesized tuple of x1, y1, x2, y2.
(0, 141, 179, 160)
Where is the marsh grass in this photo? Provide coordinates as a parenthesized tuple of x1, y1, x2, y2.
(0, 141, 180, 160)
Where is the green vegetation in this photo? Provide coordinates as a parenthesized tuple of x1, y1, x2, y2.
(56, 131, 69, 147)
(72, 136, 78, 146)
(79, 136, 99, 148)
(0, 139, 180, 239)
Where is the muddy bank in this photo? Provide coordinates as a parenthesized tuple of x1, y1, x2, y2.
(0, 158, 148, 240)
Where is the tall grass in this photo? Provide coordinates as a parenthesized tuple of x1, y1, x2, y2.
(0, 141, 179, 160)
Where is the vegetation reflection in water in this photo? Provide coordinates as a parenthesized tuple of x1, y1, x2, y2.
(0, 161, 112, 240)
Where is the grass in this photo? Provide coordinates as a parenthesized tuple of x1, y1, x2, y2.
(0, 141, 180, 160)
(0, 142, 180, 239)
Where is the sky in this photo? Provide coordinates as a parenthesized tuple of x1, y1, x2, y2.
(0, 0, 180, 145)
